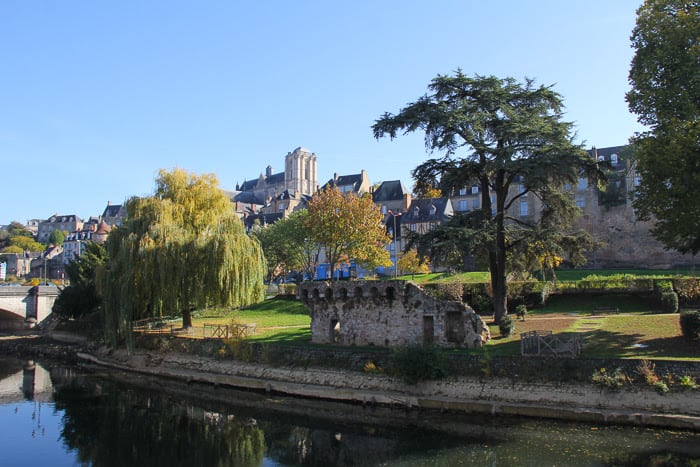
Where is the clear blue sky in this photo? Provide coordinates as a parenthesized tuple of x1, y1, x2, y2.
(1, 1, 644, 225)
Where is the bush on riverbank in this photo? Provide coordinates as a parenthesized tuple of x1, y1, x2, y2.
(387, 345, 450, 385)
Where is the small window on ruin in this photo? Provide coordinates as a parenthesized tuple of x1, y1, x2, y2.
(301, 289, 309, 300)
(331, 319, 340, 344)
(325, 288, 333, 299)
(354, 287, 363, 298)
(312, 289, 320, 299)
(386, 287, 395, 300)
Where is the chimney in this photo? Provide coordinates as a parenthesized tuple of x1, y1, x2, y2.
(403, 192, 412, 211)
(266, 165, 273, 177)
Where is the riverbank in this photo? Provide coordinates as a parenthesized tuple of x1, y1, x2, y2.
(2, 332, 698, 431)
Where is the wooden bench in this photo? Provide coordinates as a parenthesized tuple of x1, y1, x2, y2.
(592, 306, 619, 314)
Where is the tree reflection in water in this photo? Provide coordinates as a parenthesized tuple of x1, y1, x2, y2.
(43, 366, 700, 467)
(54, 378, 264, 467)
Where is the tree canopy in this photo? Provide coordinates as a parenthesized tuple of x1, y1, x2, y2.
(626, 0, 700, 254)
(100, 168, 266, 347)
(48, 229, 67, 246)
(373, 71, 603, 322)
(53, 241, 107, 319)
(304, 186, 391, 279)
(0, 222, 44, 253)
(253, 209, 321, 282)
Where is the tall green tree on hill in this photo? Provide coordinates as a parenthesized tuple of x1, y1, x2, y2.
(373, 72, 603, 323)
(626, 0, 700, 254)
(100, 168, 266, 348)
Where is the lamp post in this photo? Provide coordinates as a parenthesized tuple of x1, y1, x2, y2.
(388, 210, 402, 278)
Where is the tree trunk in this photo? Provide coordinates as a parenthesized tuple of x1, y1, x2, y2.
(182, 308, 193, 329)
(492, 169, 509, 324)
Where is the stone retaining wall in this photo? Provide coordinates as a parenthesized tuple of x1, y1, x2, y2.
(81, 347, 700, 431)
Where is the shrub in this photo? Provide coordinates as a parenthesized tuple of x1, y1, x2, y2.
(679, 375, 699, 390)
(673, 278, 700, 306)
(499, 315, 515, 337)
(469, 293, 493, 315)
(388, 345, 450, 385)
(680, 310, 700, 339)
(591, 367, 628, 390)
(652, 380, 670, 395)
(426, 282, 464, 301)
(659, 291, 679, 313)
(515, 304, 528, 321)
(636, 359, 659, 384)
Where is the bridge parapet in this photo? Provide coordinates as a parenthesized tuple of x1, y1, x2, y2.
(0, 285, 59, 329)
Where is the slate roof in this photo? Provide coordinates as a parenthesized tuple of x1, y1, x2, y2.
(403, 198, 452, 223)
(373, 180, 408, 203)
(233, 191, 266, 206)
(102, 204, 124, 219)
(589, 145, 629, 169)
(323, 173, 363, 192)
(239, 172, 285, 192)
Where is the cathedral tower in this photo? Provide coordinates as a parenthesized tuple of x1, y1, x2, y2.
(285, 147, 317, 195)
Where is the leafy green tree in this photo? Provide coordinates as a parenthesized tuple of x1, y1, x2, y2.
(254, 210, 321, 282)
(304, 186, 391, 279)
(0, 222, 44, 253)
(53, 241, 107, 319)
(373, 72, 603, 322)
(48, 229, 67, 246)
(397, 249, 431, 278)
(6, 235, 44, 252)
(626, 0, 700, 254)
(100, 168, 266, 347)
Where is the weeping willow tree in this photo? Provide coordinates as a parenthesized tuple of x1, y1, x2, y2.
(100, 168, 266, 348)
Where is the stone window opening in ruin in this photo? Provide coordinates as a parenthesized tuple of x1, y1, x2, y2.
(330, 318, 340, 344)
(354, 286, 363, 298)
(312, 289, 320, 299)
(423, 316, 435, 344)
(385, 287, 395, 301)
(325, 288, 333, 300)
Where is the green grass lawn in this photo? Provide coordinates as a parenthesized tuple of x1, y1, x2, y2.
(183, 280, 697, 359)
(192, 297, 310, 329)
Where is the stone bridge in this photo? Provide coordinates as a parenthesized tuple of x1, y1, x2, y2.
(298, 280, 489, 348)
(0, 286, 59, 330)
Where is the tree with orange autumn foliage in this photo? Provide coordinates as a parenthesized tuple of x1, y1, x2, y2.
(304, 186, 391, 279)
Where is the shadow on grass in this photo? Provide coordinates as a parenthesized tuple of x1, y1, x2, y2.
(248, 327, 311, 344)
(535, 294, 657, 315)
(635, 335, 700, 359)
(580, 329, 644, 358)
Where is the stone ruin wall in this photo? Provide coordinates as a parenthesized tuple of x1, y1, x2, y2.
(574, 195, 694, 269)
(298, 281, 489, 349)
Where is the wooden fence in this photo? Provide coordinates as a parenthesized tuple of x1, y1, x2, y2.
(132, 318, 256, 340)
(520, 330, 583, 357)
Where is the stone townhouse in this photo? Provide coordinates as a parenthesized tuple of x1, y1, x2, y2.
(36, 214, 83, 244)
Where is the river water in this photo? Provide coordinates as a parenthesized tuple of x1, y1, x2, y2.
(0, 357, 698, 466)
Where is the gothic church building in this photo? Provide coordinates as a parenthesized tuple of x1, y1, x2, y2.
(233, 146, 318, 205)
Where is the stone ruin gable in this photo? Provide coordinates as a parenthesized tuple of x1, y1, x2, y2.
(298, 280, 488, 349)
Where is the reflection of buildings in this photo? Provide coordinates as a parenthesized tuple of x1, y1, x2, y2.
(0, 360, 53, 403)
